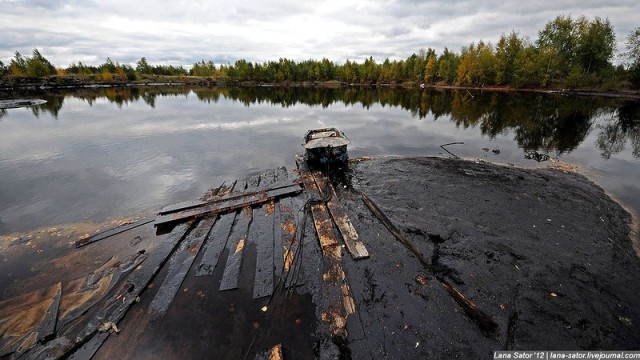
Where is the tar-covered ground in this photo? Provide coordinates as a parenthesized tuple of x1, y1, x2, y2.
(1, 156, 638, 359)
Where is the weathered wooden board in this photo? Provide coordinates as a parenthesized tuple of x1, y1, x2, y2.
(312, 171, 369, 259)
(148, 216, 216, 319)
(296, 157, 355, 342)
(0, 282, 62, 357)
(251, 170, 278, 299)
(21, 222, 195, 359)
(271, 169, 288, 280)
(154, 183, 302, 227)
(75, 218, 154, 248)
(219, 176, 260, 292)
(194, 212, 236, 277)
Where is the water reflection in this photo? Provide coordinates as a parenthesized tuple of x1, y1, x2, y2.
(23, 86, 640, 160)
(1, 85, 639, 235)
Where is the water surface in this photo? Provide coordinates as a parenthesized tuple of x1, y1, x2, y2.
(1, 86, 638, 237)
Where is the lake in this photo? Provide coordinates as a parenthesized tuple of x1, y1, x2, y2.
(0, 86, 639, 240)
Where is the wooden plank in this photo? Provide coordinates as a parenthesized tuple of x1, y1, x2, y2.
(0, 282, 64, 357)
(251, 170, 278, 299)
(296, 156, 355, 343)
(361, 192, 498, 332)
(160, 182, 229, 214)
(273, 166, 289, 279)
(161, 178, 302, 215)
(36, 282, 61, 343)
(194, 212, 236, 277)
(219, 175, 260, 291)
(22, 222, 196, 360)
(218, 209, 252, 291)
(75, 218, 154, 248)
(148, 216, 216, 320)
(153, 183, 302, 227)
(312, 171, 369, 259)
(57, 252, 147, 331)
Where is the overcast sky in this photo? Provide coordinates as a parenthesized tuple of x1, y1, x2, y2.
(1, 0, 638, 68)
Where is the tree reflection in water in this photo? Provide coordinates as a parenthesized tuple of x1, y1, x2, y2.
(17, 85, 640, 160)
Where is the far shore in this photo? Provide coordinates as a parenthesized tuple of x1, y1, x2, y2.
(2, 75, 640, 100)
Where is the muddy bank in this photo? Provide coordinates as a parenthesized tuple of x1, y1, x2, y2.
(1, 156, 638, 359)
(338, 156, 640, 357)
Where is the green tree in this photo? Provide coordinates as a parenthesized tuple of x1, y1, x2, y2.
(575, 17, 615, 75)
(536, 15, 581, 78)
(25, 49, 56, 77)
(495, 31, 524, 85)
(136, 57, 152, 75)
(424, 54, 437, 84)
(625, 27, 640, 87)
(9, 51, 27, 76)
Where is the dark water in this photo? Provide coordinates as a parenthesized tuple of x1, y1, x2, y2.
(1, 86, 639, 237)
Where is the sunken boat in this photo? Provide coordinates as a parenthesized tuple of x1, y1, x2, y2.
(303, 128, 350, 169)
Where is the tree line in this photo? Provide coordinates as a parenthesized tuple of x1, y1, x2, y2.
(1, 15, 640, 88)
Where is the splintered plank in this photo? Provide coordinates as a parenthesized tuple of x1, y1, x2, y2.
(194, 212, 237, 276)
(75, 218, 154, 248)
(311, 171, 369, 259)
(154, 183, 302, 227)
(57, 252, 147, 330)
(0, 282, 62, 357)
(251, 170, 278, 299)
(148, 216, 216, 320)
(296, 157, 355, 342)
(21, 222, 195, 360)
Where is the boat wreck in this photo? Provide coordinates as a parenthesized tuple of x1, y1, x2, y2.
(1, 152, 639, 359)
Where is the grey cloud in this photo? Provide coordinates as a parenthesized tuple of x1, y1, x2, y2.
(1, 0, 638, 67)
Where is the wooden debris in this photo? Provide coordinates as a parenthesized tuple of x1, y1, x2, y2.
(252, 171, 278, 299)
(194, 212, 236, 277)
(154, 184, 302, 227)
(19, 222, 196, 359)
(148, 217, 216, 319)
(0, 282, 62, 357)
(269, 343, 283, 360)
(75, 218, 154, 248)
(219, 175, 261, 291)
(297, 157, 355, 342)
(361, 192, 498, 332)
(311, 171, 369, 259)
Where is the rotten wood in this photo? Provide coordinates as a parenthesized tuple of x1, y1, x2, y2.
(251, 171, 278, 299)
(0, 282, 63, 357)
(311, 171, 369, 259)
(75, 218, 154, 248)
(194, 212, 236, 276)
(219, 176, 261, 291)
(148, 216, 216, 319)
(296, 157, 355, 342)
(361, 192, 498, 332)
(153, 183, 302, 227)
(21, 221, 196, 359)
(37, 282, 62, 343)
(161, 178, 302, 215)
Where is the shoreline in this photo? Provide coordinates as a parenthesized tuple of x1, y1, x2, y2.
(2, 76, 640, 101)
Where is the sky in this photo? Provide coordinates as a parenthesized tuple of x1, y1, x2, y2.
(1, 0, 639, 68)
